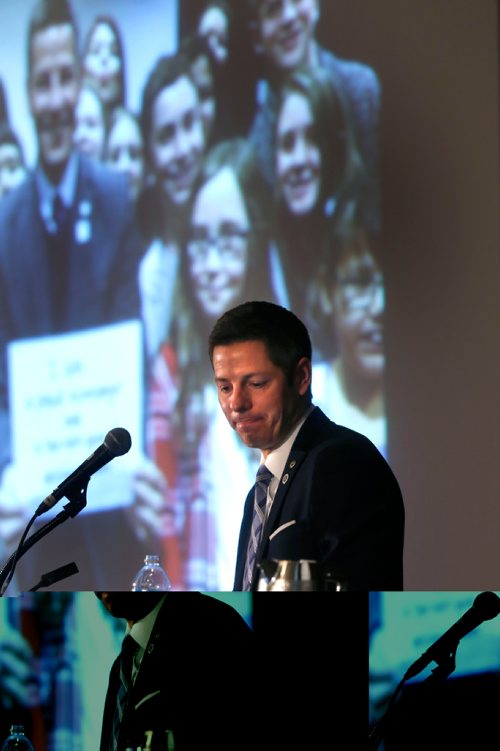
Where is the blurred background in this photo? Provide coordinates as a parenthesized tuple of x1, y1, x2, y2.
(0, 0, 498, 591)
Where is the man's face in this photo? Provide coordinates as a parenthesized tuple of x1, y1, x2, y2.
(257, 0, 319, 72)
(213, 339, 311, 457)
(29, 23, 79, 178)
(149, 75, 205, 205)
(95, 592, 164, 622)
(276, 90, 321, 215)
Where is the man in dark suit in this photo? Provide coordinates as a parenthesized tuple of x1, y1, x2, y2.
(97, 591, 255, 750)
(0, 0, 165, 590)
(0, 0, 141, 367)
(209, 300, 404, 591)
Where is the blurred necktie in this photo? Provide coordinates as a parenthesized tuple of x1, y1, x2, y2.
(243, 464, 273, 591)
(110, 634, 137, 751)
(52, 192, 68, 234)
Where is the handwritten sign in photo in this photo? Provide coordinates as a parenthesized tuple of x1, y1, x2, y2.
(7, 319, 143, 513)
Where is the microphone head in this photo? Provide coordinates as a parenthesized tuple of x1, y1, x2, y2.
(473, 591, 500, 620)
(104, 427, 132, 457)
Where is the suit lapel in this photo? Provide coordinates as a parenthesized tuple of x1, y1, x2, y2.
(256, 408, 336, 561)
(128, 617, 162, 709)
(15, 177, 54, 333)
(258, 447, 306, 559)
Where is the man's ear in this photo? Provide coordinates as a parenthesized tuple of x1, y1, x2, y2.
(294, 357, 312, 396)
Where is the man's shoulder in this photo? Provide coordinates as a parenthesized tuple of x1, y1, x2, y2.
(77, 155, 130, 210)
(0, 174, 37, 255)
(319, 45, 380, 97)
(154, 593, 252, 641)
(0, 172, 36, 220)
(297, 406, 380, 454)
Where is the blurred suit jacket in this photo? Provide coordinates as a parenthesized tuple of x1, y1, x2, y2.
(233, 407, 404, 591)
(0, 154, 141, 339)
(100, 593, 255, 751)
(0, 155, 145, 592)
(0, 154, 142, 470)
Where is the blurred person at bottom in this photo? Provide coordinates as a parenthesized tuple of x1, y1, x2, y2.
(208, 300, 404, 591)
(313, 224, 386, 456)
(148, 139, 277, 590)
(97, 591, 255, 751)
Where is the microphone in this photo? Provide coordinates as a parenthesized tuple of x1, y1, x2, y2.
(404, 591, 500, 680)
(35, 427, 132, 516)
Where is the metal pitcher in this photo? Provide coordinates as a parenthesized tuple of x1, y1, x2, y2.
(256, 559, 320, 591)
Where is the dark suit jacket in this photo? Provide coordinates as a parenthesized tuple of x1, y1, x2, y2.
(233, 407, 404, 591)
(100, 593, 256, 751)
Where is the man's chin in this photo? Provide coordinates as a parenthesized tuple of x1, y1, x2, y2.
(235, 427, 262, 450)
(98, 592, 164, 621)
(39, 137, 73, 174)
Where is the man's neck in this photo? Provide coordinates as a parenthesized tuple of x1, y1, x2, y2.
(40, 158, 68, 187)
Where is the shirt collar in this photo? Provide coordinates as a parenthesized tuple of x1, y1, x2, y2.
(264, 404, 315, 483)
(126, 594, 167, 652)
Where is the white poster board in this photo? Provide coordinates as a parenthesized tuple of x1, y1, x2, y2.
(7, 320, 143, 513)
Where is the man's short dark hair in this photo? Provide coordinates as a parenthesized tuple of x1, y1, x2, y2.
(28, 0, 78, 75)
(208, 300, 312, 386)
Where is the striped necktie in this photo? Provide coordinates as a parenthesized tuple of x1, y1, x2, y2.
(243, 464, 273, 591)
(110, 634, 137, 751)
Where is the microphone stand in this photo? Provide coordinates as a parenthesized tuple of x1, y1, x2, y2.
(369, 639, 459, 749)
(29, 561, 79, 591)
(0, 476, 89, 596)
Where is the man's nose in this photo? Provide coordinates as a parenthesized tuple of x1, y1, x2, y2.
(46, 75, 70, 110)
(229, 384, 250, 412)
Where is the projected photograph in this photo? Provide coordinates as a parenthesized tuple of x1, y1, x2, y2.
(369, 591, 500, 748)
(0, 0, 383, 591)
(0, 591, 253, 749)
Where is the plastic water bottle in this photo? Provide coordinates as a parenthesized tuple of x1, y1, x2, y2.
(1, 725, 34, 750)
(131, 555, 171, 591)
